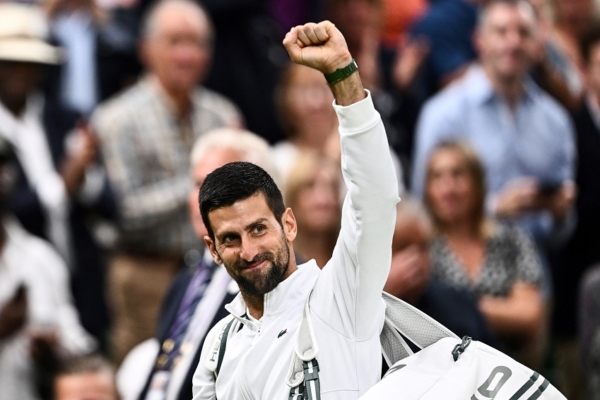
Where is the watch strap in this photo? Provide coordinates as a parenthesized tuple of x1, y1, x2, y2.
(324, 59, 359, 84)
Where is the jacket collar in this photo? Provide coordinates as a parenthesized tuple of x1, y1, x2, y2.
(225, 260, 320, 330)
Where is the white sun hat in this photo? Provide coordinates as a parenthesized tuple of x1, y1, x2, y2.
(0, 3, 62, 65)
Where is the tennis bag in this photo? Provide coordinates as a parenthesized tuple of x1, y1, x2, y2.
(286, 292, 566, 400)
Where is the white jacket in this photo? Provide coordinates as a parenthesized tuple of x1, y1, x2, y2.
(192, 92, 399, 400)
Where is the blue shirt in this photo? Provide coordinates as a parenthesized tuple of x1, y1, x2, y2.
(411, 65, 575, 241)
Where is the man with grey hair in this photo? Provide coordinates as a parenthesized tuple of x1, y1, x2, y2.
(120, 128, 275, 400)
(92, 0, 243, 364)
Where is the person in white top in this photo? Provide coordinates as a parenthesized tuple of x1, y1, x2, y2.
(0, 141, 95, 400)
(192, 21, 400, 400)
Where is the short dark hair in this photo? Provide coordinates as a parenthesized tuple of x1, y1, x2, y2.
(199, 162, 285, 239)
(581, 21, 600, 65)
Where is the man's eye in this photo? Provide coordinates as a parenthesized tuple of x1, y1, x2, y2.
(252, 225, 266, 234)
(222, 235, 237, 244)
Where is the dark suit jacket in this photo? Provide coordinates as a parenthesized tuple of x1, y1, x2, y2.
(138, 263, 237, 400)
(553, 102, 600, 338)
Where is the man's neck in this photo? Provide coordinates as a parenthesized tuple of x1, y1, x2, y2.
(482, 66, 525, 109)
(151, 76, 193, 119)
(244, 293, 265, 320)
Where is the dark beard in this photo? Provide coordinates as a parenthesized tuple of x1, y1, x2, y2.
(225, 234, 290, 297)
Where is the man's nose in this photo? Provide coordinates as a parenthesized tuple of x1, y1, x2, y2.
(240, 239, 259, 262)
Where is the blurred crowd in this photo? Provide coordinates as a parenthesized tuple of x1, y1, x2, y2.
(0, 0, 599, 399)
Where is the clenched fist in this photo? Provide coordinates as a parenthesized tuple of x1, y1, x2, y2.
(283, 21, 352, 75)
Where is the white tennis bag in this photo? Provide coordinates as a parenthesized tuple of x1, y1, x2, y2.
(286, 292, 567, 400)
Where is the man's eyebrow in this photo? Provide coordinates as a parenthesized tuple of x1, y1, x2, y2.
(245, 218, 269, 231)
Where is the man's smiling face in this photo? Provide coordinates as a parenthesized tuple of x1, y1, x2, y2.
(204, 192, 297, 297)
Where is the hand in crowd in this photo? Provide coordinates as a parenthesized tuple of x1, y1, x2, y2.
(537, 180, 577, 222)
(61, 121, 97, 196)
(0, 286, 27, 339)
(383, 246, 429, 304)
(494, 177, 540, 218)
(393, 38, 430, 91)
(495, 178, 576, 221)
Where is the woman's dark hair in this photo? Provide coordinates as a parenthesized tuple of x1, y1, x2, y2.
(199, 162, 285, 239)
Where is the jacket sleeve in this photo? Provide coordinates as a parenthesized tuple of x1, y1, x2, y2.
(311, 91, 400, 341)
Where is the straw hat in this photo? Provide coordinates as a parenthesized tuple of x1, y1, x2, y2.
(0, 3, 62, 65)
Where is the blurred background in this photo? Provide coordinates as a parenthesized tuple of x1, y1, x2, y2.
(0, 0, 599, 398)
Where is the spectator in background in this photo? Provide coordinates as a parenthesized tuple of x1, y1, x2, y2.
(384, 198, 496, 347)
(579, 265, 600, 400)
(273, 61, 406, 190)
(273, 63, 337, 181)
(325, 0, 425, 186)
(54, 354, 118, 400)
(326, 0, 383, 90)
(44, 0, 141, 116)
(92, 0, 242, 364)
(424, 141, 545, 367)
(0, 3, 114, 340)
(549, 0, 595, 80)
(528, 0, 584, 111)
(117, 128, 275, 400)
(0, 137, 95, 400)
(408, 0, 479, 96)
(412, 0, 576, 287)
(379, 0, 426, 51)
(137, 0, 288, 145)
(550, 22, 600, 400)
(283, 152, 341, 268)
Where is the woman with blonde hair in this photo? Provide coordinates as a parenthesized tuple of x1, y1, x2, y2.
(424, 140, 546, 366)
(284, 151, 341, 268)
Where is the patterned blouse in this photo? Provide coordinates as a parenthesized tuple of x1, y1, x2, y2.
(430, 223, 543, 298)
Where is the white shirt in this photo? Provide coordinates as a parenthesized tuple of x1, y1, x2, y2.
(0, 95, 72, 266)
(0, 217, 95, 400)
(192, 92, 400, 400)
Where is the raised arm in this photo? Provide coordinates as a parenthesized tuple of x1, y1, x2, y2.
(284, 22, 400, 340)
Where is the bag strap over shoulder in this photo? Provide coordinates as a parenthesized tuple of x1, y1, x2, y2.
(287, 291, 460, 398)
(216, 318, 236, 376)
(380, 291, 458, 364)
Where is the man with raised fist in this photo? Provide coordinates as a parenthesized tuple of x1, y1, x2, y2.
(191, 21, 400, 399)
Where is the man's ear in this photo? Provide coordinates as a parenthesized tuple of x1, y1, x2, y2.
(281, 208, 297, 242)
(204, 236, 222, 265)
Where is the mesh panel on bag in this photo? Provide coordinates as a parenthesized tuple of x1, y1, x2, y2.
(381, 321, 413, 366)
(382, 292, 458, 349)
